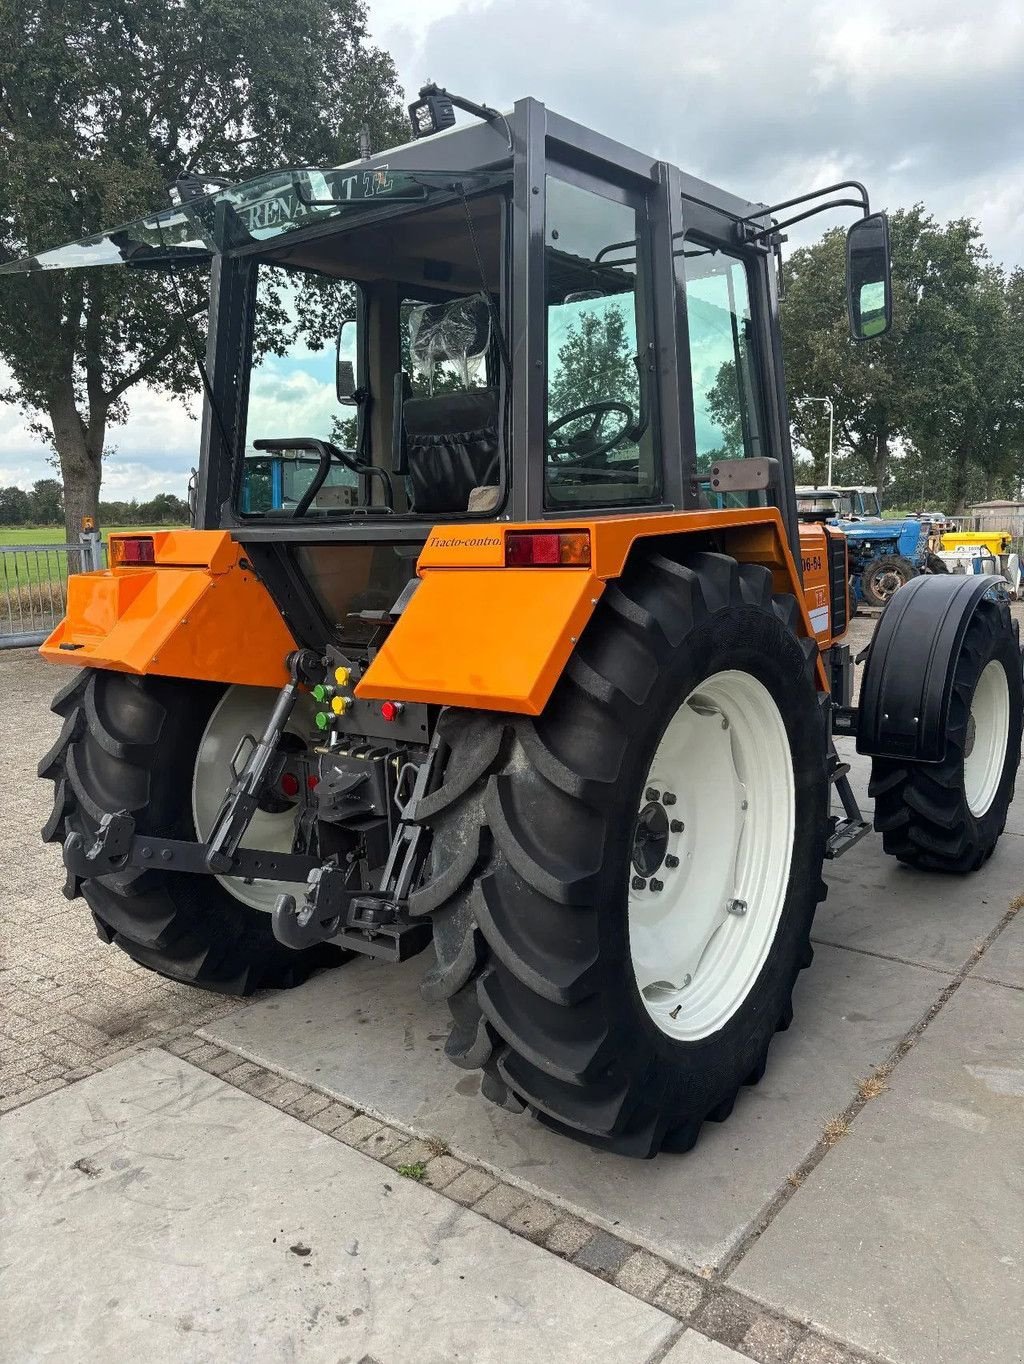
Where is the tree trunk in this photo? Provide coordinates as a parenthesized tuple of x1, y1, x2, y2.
(874, 426, 889, 494)
(48, 386, 103, 544)
(949, 448, 971, 515)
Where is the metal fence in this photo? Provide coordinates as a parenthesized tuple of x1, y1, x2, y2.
(0, 536, 105, 649)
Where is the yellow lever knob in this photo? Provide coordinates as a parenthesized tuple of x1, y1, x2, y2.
(334, 666, 352, 687)
(331, 695, 352, 715)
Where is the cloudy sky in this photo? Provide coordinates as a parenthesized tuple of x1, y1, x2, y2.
(2, 0, 1021, 498)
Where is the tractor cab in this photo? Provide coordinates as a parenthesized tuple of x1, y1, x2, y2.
(795, 486, 882, 521)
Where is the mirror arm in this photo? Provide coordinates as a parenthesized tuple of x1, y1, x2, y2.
(740, 197, 869, 244)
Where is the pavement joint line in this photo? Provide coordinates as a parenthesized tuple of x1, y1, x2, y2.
(642, 1322, 689, 1364)
(807, 936, 959, 977)
(715, 891, 1024, 1284)
(162, 1037, 880, 1364)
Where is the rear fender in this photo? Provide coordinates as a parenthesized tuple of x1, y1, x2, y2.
(857, 574, 1004, 762)
(39, 530, 296, 688)
(357, 508, 827, 716)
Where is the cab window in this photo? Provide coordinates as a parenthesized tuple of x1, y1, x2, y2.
(544, 177, 656, 508)
(240, 264, 359, 514)
(683, 245, 765, 506)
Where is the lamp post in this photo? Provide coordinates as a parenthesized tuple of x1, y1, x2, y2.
(802, 396, 835, 485)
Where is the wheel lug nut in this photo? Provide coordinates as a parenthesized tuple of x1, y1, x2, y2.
(670, 819, 684, 833)
(632, 875, 647, 891)
(646, 787, 660, 803)
(665, 854, 679, 869)
(650, 877, 664, 892)
(662, 792, 677, 805)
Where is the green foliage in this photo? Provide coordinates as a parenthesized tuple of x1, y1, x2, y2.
(705, 360, 744, 462)
(782, 207, 1023, 511)
(0, 482, 188, 526)
(396, 1162, 427, 1181)
(0, 0, 406, 538)
(548, 305, 638, 419)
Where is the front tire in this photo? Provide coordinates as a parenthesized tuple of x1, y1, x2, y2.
(39, 670, 342, 994)
(412, 552, 829, 1157)
(870, 600, 1022, 872)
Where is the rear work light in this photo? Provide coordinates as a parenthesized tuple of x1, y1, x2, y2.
(505, 530, 591, 568)
(110, 536, 155, 566)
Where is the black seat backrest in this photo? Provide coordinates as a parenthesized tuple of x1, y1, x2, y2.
(403, 387, 499, 514)
(403, 293, 499, 514)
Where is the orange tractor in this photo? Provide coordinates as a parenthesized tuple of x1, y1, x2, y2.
(7, 88, 1020, 1156)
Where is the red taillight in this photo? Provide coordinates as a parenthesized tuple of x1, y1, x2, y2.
(111, 536, 155, 566)
(280, 772, 299, 797)
(505, 530, 591, 567)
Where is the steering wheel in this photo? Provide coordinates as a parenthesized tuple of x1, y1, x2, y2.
(546, 401, 634, 466)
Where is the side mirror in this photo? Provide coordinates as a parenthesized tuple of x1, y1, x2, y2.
(336, 317, 358, 402)
(846, 213, 892, 341)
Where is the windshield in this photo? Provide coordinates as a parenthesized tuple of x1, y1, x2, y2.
(0, 167, 507, 274)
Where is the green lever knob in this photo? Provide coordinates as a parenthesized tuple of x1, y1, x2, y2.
(314, 711, 330, 730)
(312, 684, 328, 702)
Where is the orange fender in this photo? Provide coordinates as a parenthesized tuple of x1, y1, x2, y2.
(358, 508, 829, 715)
(39, 530, 295, 688)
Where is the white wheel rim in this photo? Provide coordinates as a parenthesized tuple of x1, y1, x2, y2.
(192, 685, 313, 912)
(628, 670, 795, 1042)
(964, 659, 1009, 817)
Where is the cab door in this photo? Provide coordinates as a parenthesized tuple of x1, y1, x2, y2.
(674, 199, 796, 538)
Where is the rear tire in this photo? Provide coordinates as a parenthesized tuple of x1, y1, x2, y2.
(870, 601, 1022, 872)
(861, 554, 917, 607)
(39, 669, 342, 994)
(412, 551, 829, 1157)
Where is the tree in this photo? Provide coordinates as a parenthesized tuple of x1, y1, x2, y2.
(0, 484, 31, 524)
(0, 0, 406, 541)
(705, 360, 744, 462)
(28, 478, 64, 524)
(548, 303, 639, 419)
(781, 206, 1020, 511)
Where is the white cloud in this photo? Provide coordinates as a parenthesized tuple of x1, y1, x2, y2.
(0, 360, 198, 496)
(377, 0, 1024, 267)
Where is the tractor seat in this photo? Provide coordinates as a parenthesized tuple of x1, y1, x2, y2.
(403, 294, 499, 514)
(403, 387, 499, 514)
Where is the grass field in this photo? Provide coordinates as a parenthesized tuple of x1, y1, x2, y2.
(0, 526, 188, 607)
(0, 525, 185, 546)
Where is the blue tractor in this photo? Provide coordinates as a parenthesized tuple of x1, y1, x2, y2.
(795, 485, 936, 607)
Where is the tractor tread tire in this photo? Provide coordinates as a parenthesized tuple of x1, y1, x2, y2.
(414, 550, 829, 1157)
(870, 602, 1023, 873)
(39, 669, 343, 995)
(861, 554, 917, 609)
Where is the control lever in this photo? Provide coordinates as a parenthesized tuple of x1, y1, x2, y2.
(203, 648, 320, 873)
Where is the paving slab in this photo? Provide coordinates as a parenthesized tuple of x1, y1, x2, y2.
(816, 819, 1022, 975)
(970, 910, 1024, 990)
(662, 1331, 748, 1362)
(0, 1049, 674, 1364)
(732, 978, 1024, 1364)
(203, 942, 945, 1272)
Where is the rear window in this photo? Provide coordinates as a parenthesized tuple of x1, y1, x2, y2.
(294, 543, 419, 647)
